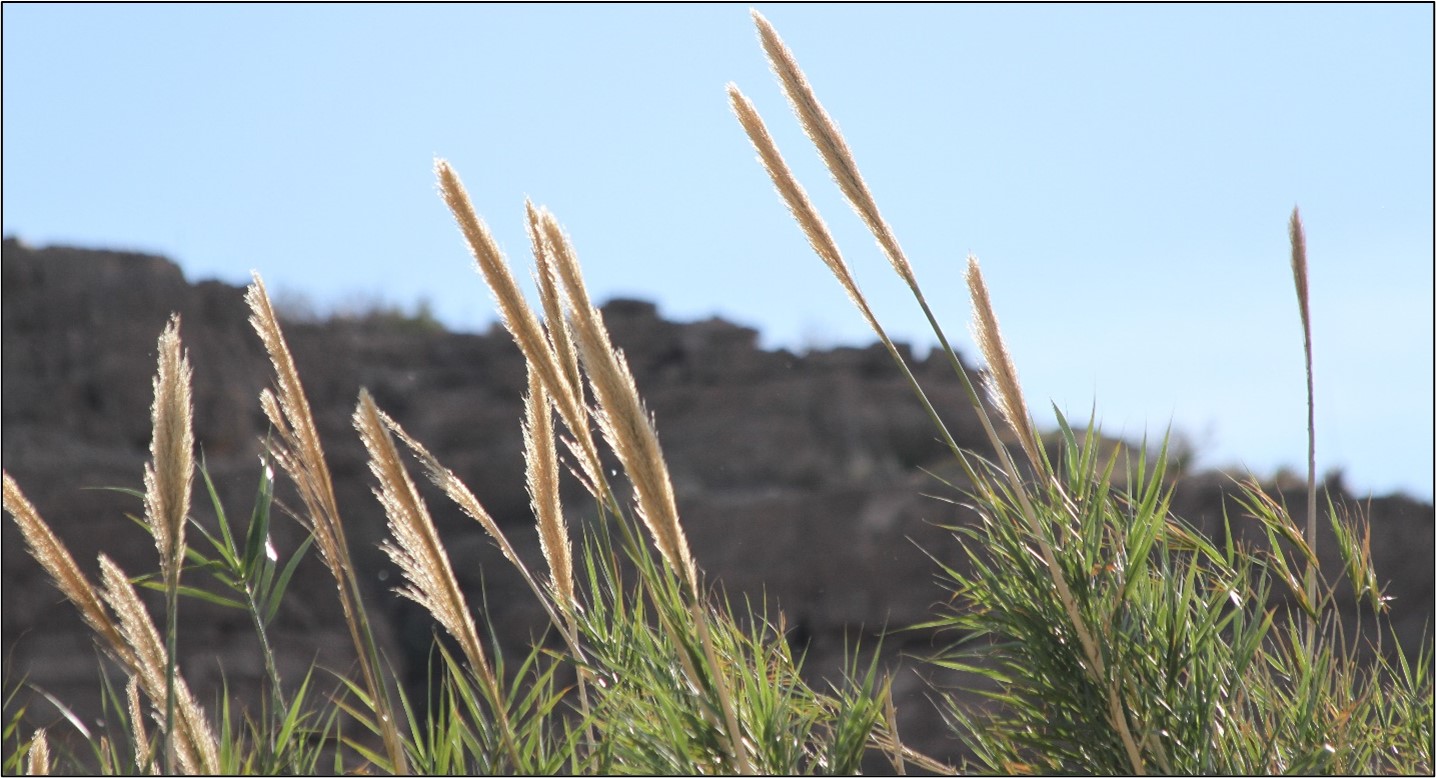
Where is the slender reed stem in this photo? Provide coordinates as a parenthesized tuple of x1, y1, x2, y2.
(1289, 206, 1318, 646)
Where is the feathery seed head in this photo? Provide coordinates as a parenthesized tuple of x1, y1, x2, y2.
(98, 555, 219, 774)
(751, 9, 919, 292)
(1289, 206, 1311, 338)
(356, 391, 494, 676)
(246, 275, 352, 580)
(3, 472, 134, 668)
(538, 210, 698, 590)
(145, 315, 194, 583)
(436, 163, 603, 487)
(727, 83, 886, 339)
(965, 255, 1041, 469)
(524, 365, 575, 611)
(26, 729, 49, 776)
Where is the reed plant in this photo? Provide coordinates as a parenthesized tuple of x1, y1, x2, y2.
(4, 9, 1430, 775)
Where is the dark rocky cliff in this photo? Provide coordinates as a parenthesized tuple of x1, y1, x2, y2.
(4, 238, 1431, 763)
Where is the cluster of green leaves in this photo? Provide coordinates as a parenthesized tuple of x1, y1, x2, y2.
(572, 514, 887, 775)
(927, 411, 1433, 774)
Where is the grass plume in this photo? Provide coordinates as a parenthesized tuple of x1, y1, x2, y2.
(97, 555, 218, 775)
(353, 390, 521, 766)
(536, 209, 697, 593)
(143, 315, 194, 586)
(245, 274, 407, 774)
(24, 729, 47, 776)
(727, 84, 884, 339)
(965, 256, 1042, 470)
(141, 314, 195, 774)
(355, 391, 494, 683)
(523, 365, 575, 614)
(434, 161, 606, 497)
(3, 473, 133, 670)
(525, 200, 588, 426)
(125, 679, 155, 774)
(750, 9, 918, 293)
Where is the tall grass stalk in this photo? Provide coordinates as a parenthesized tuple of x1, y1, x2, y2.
(1289, 206, 1320, 647)
(142, 315, 195, 774)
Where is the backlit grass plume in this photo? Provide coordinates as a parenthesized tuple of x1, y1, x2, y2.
(964, 257, 1041, 470)
(523, 365, 574, 613)
(3, 473, 133, 670)
(435, 162, 606, 500)
(98, 555, 219, 775)
(355, 391, 494, 682)
(141, 314, 194, 774)
(750, 9, 919, 294)
(525, 200, 588, 432)
(354, 390, 521, 766)
(245, 275, 407, 774)
(143, 314, 194, 587)
(536, 209, 698, 593)
(24, 729, 47, 777)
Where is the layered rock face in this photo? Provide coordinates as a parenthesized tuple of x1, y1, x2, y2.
(3, 238, 1430, 764)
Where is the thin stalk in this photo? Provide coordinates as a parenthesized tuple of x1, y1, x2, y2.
(162, 569, 178, 775)
(242, 570, 287, 727)
(1289, 207, 1318, 647)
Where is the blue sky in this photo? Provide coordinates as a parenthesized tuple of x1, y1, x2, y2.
(4, 4, 1432, 500)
